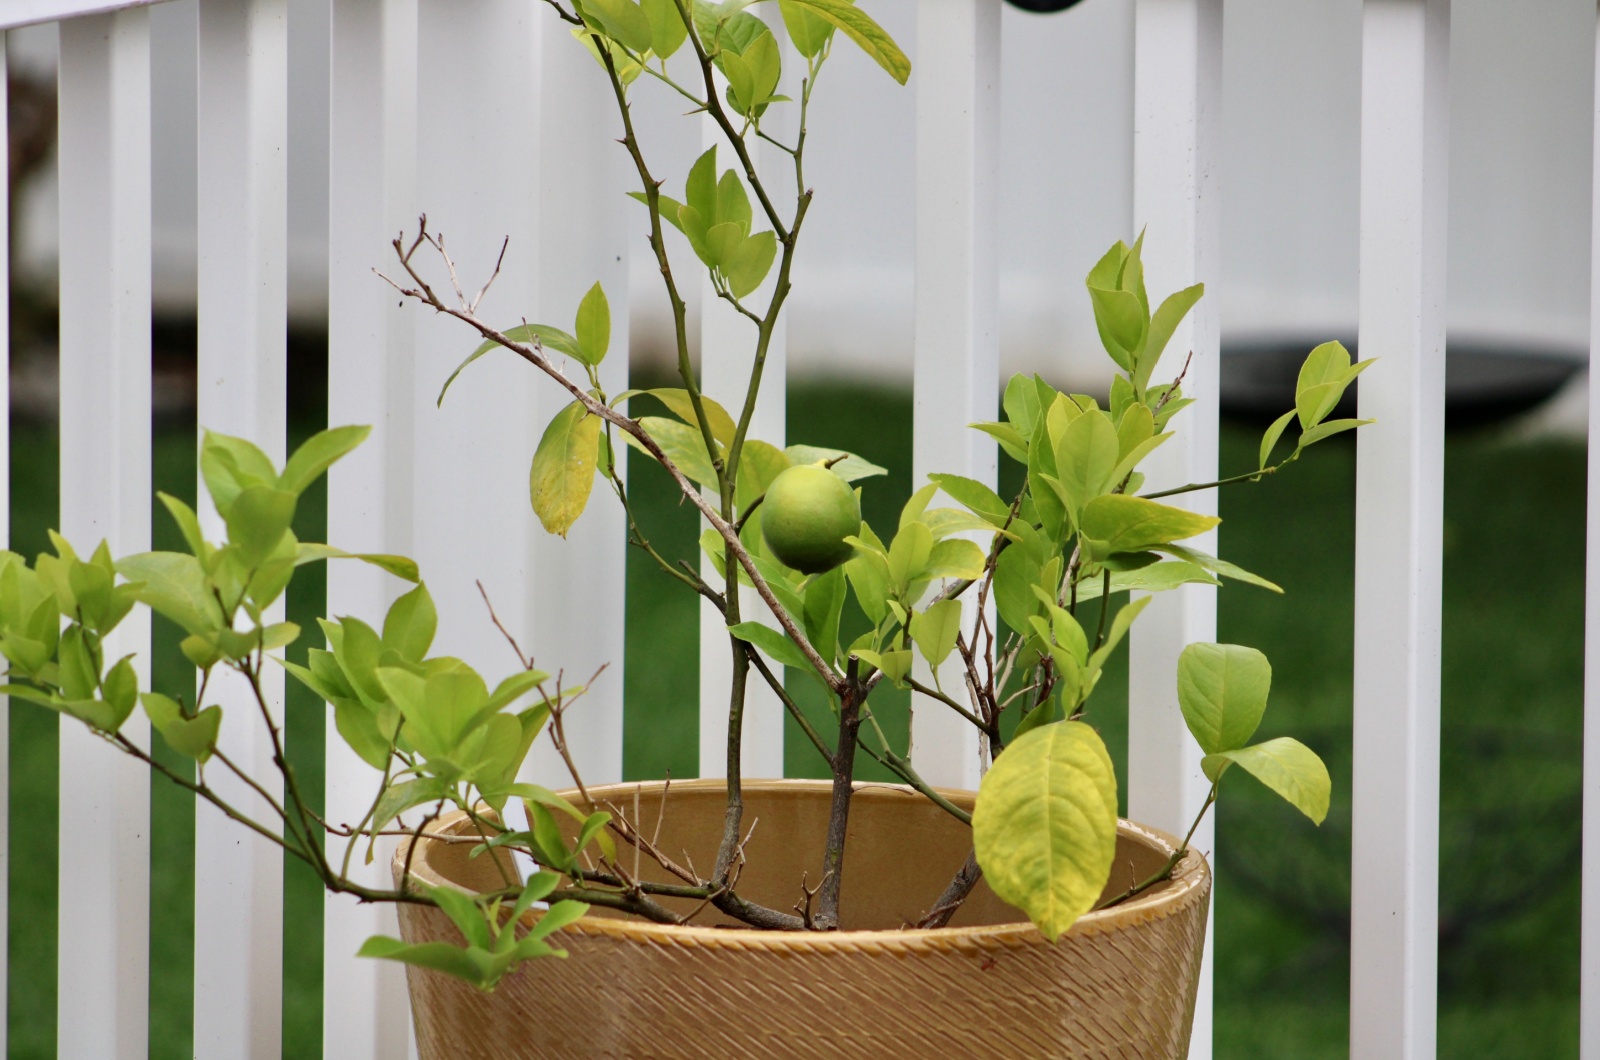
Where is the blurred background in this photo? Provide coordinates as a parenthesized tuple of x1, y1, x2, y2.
(4, 0, 1594, 1056)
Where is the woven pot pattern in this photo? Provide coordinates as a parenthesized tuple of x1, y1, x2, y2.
(393, 780, 1211, 1060)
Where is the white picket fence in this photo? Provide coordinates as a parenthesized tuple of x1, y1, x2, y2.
(0, 0, 1575, 1057)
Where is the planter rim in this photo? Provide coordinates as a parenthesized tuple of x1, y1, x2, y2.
(395, 777, 1211, 951)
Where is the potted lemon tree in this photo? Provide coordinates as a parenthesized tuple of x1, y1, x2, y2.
(5, 0, 1372, 1055)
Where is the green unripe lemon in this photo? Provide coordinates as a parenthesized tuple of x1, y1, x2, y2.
(760, 464, 861, 574)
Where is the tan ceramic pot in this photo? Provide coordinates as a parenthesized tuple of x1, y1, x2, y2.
(393, 778, 1210, 1059)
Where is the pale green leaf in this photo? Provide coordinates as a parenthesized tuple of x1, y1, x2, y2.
(1177, 642, 1271, 756)
(1203, 736, 1330, 825)
(782, 0, 909, 84)
(574, 282, 611, 366)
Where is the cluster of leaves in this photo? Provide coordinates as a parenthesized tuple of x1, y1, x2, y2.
(0, 427, 614, 991)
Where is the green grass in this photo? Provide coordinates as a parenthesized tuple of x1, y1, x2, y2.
(7, 379, 1587, 1056)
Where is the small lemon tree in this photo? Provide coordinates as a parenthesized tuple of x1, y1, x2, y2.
(6, 0, 1370, 988)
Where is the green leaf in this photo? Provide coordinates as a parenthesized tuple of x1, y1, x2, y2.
(1012, 698, 1064, 742)
(356, 936, 503, 989)
(1177, 642, 1271, 756)
(438, 324, 584, 407)
(723, 230, 777, 298)
(1086, 594, 1150, 672)
(716, 169, 752, 232)
(801, 567, 846, 669)
(624, 417, 720, 489)
(573, 282, 611, 366)
(101, 655, 139, 730)
(783, 446, 886, 484)
(924, 538, 985, 581)
(1080, 494, 1219, 558)
(332, 698, 393, 770)
(142, 693, 222, 763)
(382, 582, 437, 662)
(971, 421, 1030, 465)
(1298, 417, 1374, 449)
(684, 146, 718, 222)
(852, 647, 910, 685)
(115, 552, 225, 635)
(583, 0, 655, 51)
(157, 492, 209, 559)
(1053, 410, 1120, 523)
(1203, 737, 1331, 825)
(1154, 542, 1282, 593)
(1134, 283, 1204, 394)
(778, 0, 832, 56)
(1259, 409, 1297, 471)
(293, 543, 420, 583)
(370, 776, 451, 833)
(972, 722, 1119, 942)
(728, 621, 816, 674)
(782, 0, 910, 84)
(1086, 286, 1146, 371)
(844, 527, 889, 625)
(225, 486, 298, 566)
(909, 598, 961, 669)
(200, 432, 277, 518)
(887, 521, 934, 594)
(530, 401, 601, 538)
(280, 425, 371, 495)
(641, 0, 689, 55)
(1294, 340, 1371, 429)
(927, 474, 1010, 526)
(1003, 373, 1043, 438)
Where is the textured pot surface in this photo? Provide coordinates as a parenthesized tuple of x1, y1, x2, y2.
(393, 778, 1210, 1059)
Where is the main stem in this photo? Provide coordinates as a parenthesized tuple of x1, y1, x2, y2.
(815, 661, 864, 930)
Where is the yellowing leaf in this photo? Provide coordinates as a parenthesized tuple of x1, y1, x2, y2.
(530, 401, 601, 538)
(973, 722, 1119, 942)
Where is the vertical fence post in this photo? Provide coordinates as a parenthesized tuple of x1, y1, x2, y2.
(1586, 11, 1600, 1055)
(56, 11, 152, 1058)
(1129, 2, 1222, 1055)
(1351, 1, 1448, 1056)
(911, 0, 1000, 791)
(194, 0, 289, 1054)
(325, 0, 417, 1054)
(0, 33, 9, 1059)
(524, 8, 629, 789)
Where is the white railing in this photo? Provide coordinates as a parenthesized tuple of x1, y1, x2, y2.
(2, 0, 1573, 1057)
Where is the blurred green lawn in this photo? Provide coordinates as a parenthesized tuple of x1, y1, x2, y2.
(4, 377, 1585, 1057)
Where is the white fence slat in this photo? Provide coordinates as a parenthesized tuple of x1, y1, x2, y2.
(325, 0, 417, 1054)
(410, 0, 539, 717)
(524, 8, 629, 789)
(0, 0, 161, 33)
(194, 0, 289, 1054)
(1351, 0, 1449, 1056)
(697, 107, 787, 782)
(55, 12, 152, 1058)
(1128, 2, 1222, 1055)
(1585, 12, 1600, 1055)
(0, 36, 9, 1060)
(910, 0, 1000, 791)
